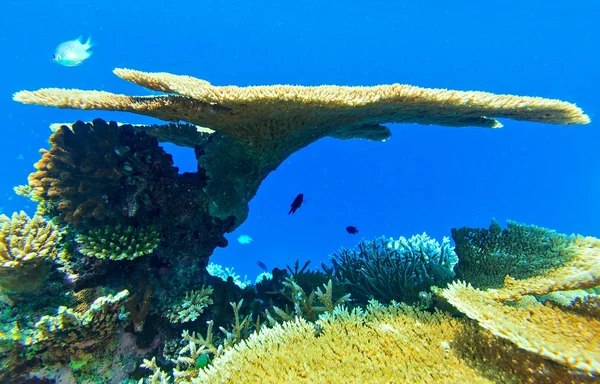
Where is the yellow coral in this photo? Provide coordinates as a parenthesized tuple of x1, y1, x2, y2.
(440, 281, 600, 376)
(486, 236, 600, 302)
(0, 211, 59, 293)
(13, 68, 589, 163)
(193, 304, 491, 384)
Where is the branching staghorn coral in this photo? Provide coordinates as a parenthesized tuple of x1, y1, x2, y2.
(452, 220, 580, 289)
(265, 278, 351, 324)
(168, 286, 214, 323)
(75, 224, 160, 261)
(0, 211, 59, 294)
(189, 302, 493, 383)
(330, 233, 457, 304)
(142, 300, 261, 382)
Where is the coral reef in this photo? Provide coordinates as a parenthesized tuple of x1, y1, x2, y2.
(451, 219, 578, 289)
(330, 233, 457, 304)
(9, 69, 595, 383)
(0, 211, 59, 294)
(75, 224, 160, 261)
(141, 300, 586, 384)
(0, 290, 131, 381)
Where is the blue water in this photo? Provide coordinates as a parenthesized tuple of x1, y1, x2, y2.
(1, 0, 597, 281)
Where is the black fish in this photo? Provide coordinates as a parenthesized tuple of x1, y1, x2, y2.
(257, 261, 268, 272)
(346, 226, 359, 234)
(289, 193, 304, 214)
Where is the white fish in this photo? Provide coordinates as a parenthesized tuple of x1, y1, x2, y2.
(237, 235, 253, 244)
(52, 36, 93, 67)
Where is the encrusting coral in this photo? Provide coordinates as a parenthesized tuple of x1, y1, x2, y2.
(0, 211, 59, 294)
(75, 224, 160, 261)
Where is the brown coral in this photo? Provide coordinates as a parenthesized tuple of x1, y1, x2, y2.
(28, 119, 181, 226)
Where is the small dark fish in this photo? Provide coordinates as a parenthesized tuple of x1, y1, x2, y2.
(288, 193, 304, 214)
(346, 226, 359, 234)
(257, 261, 268, 272)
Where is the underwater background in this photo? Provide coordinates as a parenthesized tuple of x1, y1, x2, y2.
(1, 1, 598, 281)
(0, 1, 599, 382)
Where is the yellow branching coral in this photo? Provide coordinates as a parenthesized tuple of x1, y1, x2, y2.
(0, 211, 59, 293)
(440, 281, 600, 376)
(192, 303, 492, 384)
(168, 286, 214, 323)
(140, 300, 592, 383)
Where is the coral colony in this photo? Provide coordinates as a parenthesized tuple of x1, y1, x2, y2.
(0, 69, 596, 382)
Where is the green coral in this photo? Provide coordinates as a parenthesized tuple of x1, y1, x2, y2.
(330, 233, 457, 304)
(75, 224, 160, 261)
(451, 219, 579, 289)
(168, 286, 214, 323)
(266, 278, 351, 324)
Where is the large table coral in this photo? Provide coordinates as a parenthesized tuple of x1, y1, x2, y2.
(12, 68, 591, 227)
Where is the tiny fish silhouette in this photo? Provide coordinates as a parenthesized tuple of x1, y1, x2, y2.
(257, 261, 268, 272)
(289, 193, 304, 214)
(346, 226, 359, 234)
